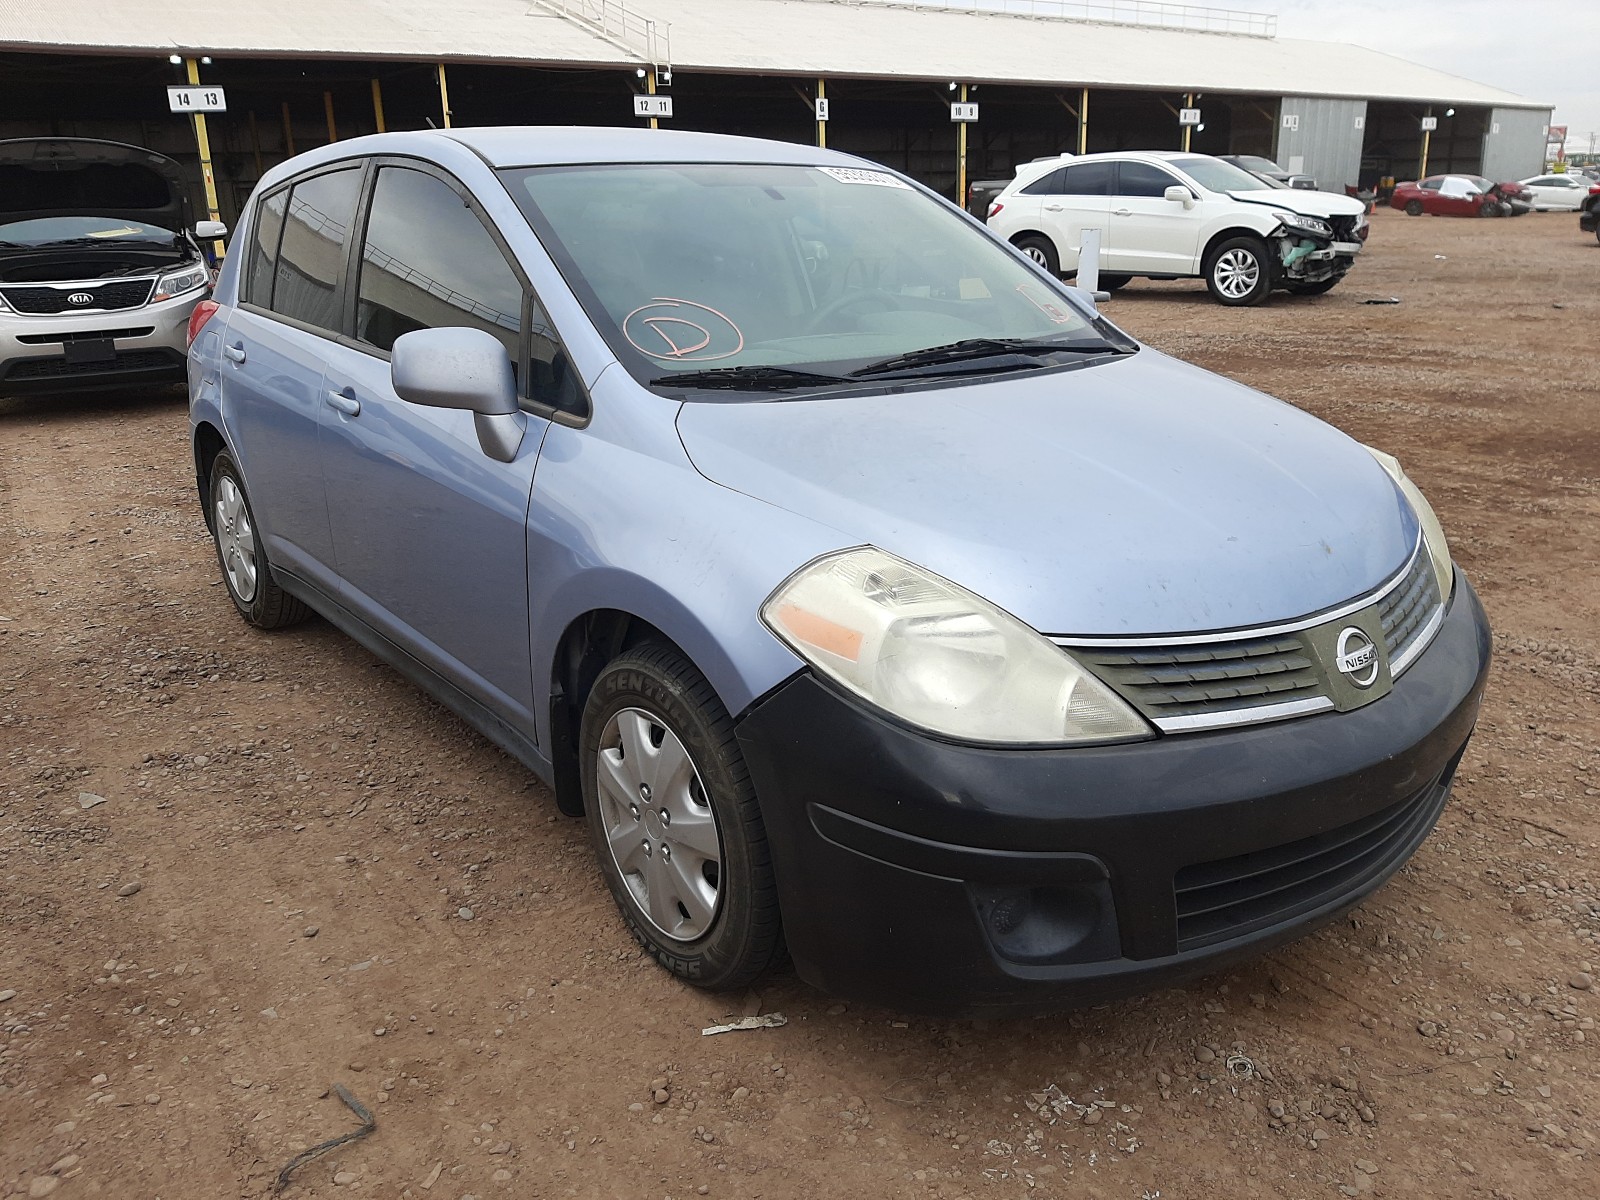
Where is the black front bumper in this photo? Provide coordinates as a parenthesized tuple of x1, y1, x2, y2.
(1580, 206, 1599, 234)
(0, 347, 185, 395)
(735, 575, 1492, 1017)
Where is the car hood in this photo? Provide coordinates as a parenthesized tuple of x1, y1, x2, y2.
(1227, 188, 1367, 219)
(0, 137, 191, 228)
(675, 350, 1418, 637)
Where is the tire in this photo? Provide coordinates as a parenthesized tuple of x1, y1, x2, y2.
(1204, 237, 1272, 307)
(207, 450, 310, 629)
(1478, 200, 1502, 218)
(1404, 200, 1424, 216)
(580, 643, 783, 991)
(1097, 273, 1133, 291)
(1012, 234, 1060, 276)
(1285, 277, 1341, 297)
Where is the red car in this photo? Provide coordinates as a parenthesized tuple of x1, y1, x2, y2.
(1390, 175, 1530, 217)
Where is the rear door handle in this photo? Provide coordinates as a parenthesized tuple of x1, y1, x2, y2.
(325, 388, 361, 417)
(1113, 208, 1133, 217)
(224, 343, 246, 363)
(1043, 203, 1066, 211)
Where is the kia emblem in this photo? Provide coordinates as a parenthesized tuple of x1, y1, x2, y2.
(67, 292, 95, 305)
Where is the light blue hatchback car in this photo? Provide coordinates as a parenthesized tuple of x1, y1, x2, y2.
(188, 128, 1490, 1016)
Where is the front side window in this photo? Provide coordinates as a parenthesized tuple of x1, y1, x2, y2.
(355, 166, 523, 363)
(1116, 162, 1182, 198)
(501, 162, 1121, 393)
(272, 167, 362, 332)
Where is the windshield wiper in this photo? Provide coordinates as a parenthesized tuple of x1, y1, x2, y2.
(850, 337, 1119, 378)
(651, 365, 852, 391)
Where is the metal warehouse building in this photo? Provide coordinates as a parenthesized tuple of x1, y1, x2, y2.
(0, 0, 1554, 223)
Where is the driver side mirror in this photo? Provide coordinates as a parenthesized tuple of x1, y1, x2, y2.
(392, 326, 526, 463)
(1163, 185, 1197, 210)
(195, 219, 228, 240)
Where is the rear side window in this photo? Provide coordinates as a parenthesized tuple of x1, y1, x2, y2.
(245, 189, 287, 307)
(272, 167, 362, 332)
(1021, 167, 1067, 196)
(354, 166, 523, 363)
(1059, 162, 1113, 195)
(1116, 162, 1181, 197)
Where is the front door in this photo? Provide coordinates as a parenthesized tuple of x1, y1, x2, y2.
(317, 162, 549, 729)
(1105, 161, 1204, 275)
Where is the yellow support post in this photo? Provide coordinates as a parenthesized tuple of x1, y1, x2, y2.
(1419, 108, 1432, 178)
(646, 69, 659, 131)
(437, 63, 453, 129)
(816, 77, 826, 149)
(183, 58, 225, 259)
(1078, 86, 1088, 155)
(1182, 92, 1193, 152)
(323, 90, 338, 143)
(371, 78, 387, 133)
(957, 83, 969, 209)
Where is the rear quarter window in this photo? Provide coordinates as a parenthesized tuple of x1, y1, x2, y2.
(245, 189, 287, 308)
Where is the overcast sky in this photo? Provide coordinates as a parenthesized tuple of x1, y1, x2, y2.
(1223, 0, 1600, 152)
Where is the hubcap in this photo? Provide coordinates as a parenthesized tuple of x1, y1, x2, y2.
(1024, 245, 1049, 266)
(1213, 248, 1260, 299)
(213, 476, 258, 602)
(595, 707, 722, 942)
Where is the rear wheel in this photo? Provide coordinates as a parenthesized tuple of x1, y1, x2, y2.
(1404, 199, 1424, 216)
(1204, 237, 1272, 306)
(1012, 234, 1060, 276)
(207, 451, 310, 630)
(580, 643, 783, 991)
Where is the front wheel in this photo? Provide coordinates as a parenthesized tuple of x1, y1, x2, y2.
(1404, 199, 1424, 216)
(1097, 273, 1133, 291)
(1012, 234, 1060, 276)
(1478, 200, 1503, 218)
(1285, 277, 1341, 297)
(1204, 237, 1272, 306)
(580, 643, 783, 991)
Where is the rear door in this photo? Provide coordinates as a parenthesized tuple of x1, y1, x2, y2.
(1032, 160, 1113, 273)
(220, 164, 363, 596)
(1105, 160, 1202, 275)
(316, 159, 569, 731)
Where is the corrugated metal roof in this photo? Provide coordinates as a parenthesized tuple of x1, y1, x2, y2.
(0, 0, 1546, 110)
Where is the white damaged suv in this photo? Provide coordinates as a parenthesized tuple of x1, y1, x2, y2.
(987, 151, 1368, 306)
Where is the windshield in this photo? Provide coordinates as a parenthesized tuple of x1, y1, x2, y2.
(500, 162, 1116, 389)
(0, 216, 179, 248)
(1235, 156, 1285, 173)
(1170, 156, 1277, 194)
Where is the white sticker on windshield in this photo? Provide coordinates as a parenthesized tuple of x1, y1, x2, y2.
(817, 167, 912, 189)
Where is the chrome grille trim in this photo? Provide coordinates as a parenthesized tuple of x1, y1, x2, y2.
(1052, 533, 1449, 734)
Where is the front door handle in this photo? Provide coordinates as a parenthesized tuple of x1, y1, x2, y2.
(324, 389, 361, 417)
(224, 343, 246, 363)
(1113, 208, 1133, 217)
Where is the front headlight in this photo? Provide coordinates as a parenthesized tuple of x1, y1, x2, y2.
(1366, 447, 1454, 603)
(153, 266, 210, 301)
(1273, 210, 1333, 237)
(761, 547, 1151, 746)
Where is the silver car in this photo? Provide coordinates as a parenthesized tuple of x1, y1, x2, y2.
(1, 138, 224, 396)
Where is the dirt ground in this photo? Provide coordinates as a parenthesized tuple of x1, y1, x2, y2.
(2, 207, 1597, 1200)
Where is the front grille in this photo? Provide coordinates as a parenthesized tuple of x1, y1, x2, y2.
(0, 279, 155, 314)
(1378, 550, 1441, 670)
(1173, 772, 1450, 952)
(14, 327, 155, 345)
(1329, 215, 1361, 240)
(1080, 635, 1323, 722)
(1061, 540, 1445, 733)
(2, 348, 182, 381)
